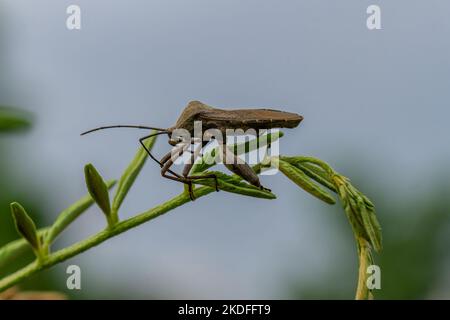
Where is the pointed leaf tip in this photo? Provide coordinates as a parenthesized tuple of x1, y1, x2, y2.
(279, 160, 336, 204)
(84, 164, 114, 225)
(10, 202, 40, 251)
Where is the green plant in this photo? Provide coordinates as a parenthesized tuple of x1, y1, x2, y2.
(0, 106, 32, 132)
(0, 131, 382, 299)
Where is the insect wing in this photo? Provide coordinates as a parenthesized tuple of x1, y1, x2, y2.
(198, 109, 303, 130)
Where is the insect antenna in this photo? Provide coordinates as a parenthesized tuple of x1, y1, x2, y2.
(80, 125, 169, 136)
(80, 125, 171, 169)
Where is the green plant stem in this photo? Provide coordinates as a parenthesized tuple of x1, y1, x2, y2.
(0, 186, 214, 292)
(0, 229, 49, 270)
(355, 237, 371, 300)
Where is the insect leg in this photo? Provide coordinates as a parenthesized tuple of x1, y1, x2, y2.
(221, 143, 271, 192)
(186, 173, 220, 192)
(139, 133, 167, 167)
(159, 142, 197, 200)
(181, 142, 203, 177)
(156, 152, 187, 181)
(182, 141, 219, 192)
(161, 161, 196, 201)
(139, 133, 187, 180)
(159, 143, 189, 179)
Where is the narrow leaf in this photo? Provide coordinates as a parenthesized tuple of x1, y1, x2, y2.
(358, 200, 381, 253)
(296, 163, 337, 192)
(348, 184, 375, 208)
(84, 164, 114, 225)
(190, 148, 218, 174)
(10, 202, 40, 252)
(333, 175, 382, 252)
(190, 131, 284, 174)
(357, 198, 382, 252)
(112, 132, 157, 213)
(281, 156, 334, 176)
(278, 160, 336, 204)
(193, 171, 276, 199)
(347, 195, 366, 231)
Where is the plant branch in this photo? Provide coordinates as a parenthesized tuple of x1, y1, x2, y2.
(0, 185, 215, 292)
(0, 131, 382, 300)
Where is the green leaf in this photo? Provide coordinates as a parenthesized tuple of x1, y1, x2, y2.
(283, 156, 382, 253)
(358, 198, 382, 253)
(0, 107, 32, 132)
(347, 184, 375, 208)
(193, 171, 276, 199)
(356, 196, 382, 252)
(46, 180, 116, 245)
(281, 158, 337, 192)
(298, 163, 336, 192)
(333, 175, 382, 252)
(84, 164, 115, 226)
(190, 131, 284, 174)
(278, 159, 336, 204)
(190, 148, 218, 174)
(10, 202, 41, 253)
(281, 156, 334, 176)
(112, 131, 157, 213)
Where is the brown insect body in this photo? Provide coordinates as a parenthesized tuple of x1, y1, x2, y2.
(166, 100, 303, 196)
(170, 100, 303, 134)
(82, 100, 303, 200)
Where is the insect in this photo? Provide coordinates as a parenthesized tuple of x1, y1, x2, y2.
(81, 101, 303, 200)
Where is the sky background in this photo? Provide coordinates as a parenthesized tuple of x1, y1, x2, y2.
(1, 1, 449, 298)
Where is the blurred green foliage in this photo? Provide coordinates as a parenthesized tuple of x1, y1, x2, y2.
(0, 106, 32, 132)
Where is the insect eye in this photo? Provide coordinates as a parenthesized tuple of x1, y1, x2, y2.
(168, 137, 185, 146)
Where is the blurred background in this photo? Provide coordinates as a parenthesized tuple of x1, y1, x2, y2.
(0, 0, 449, 299)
